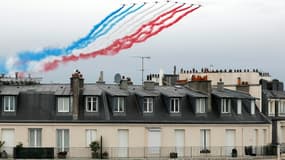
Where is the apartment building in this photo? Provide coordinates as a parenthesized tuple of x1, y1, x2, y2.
(260, 79, 285, 151)
(0, 71, 271, 158)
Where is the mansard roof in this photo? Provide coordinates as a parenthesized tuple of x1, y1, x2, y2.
(263, 90, 285, 99)
(0, 83, 270, 124)
(213, 88, 255, 99)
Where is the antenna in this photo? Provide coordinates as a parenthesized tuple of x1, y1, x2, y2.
(133, 56, 151, 84)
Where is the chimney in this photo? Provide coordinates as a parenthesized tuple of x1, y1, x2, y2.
(70, 69, 84, 120)
(272, 79, 279, 91)
(278, 82, 284, 91)
(144, 75, 155, 90)
(96, 71, 105, 84)
(120, 76, 128, 90)
(236, 80, 250, 93)
(237, 77, 241, 86)
(188, 79, 212, 112)
(159, 69, 164, 86)
(217, 79, 224, 91)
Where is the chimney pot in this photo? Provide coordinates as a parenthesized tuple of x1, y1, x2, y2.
(120, 79, 128, 90)
(217, 80, 224, 91)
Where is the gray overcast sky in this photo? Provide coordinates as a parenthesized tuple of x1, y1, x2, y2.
(0, 0, 284, 84)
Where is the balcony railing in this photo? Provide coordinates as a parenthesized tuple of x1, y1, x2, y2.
(1, 145, 277, 159)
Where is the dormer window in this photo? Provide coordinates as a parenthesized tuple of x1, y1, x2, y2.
(170, 98, 180, 113)
(279, 100, 285, 116)
(57, 97, 72, 113)
(196, 98, 206, 113)
(114, 97, 125, 112)
(85, 96, 98, 112)
(251, 100, 255, 115)
(143, 98, 153, 113)
(268, 100, 275, 116)
(221, 99, 231, 113)
(237, 99, 242, 114)
(3, 96, 16, 112)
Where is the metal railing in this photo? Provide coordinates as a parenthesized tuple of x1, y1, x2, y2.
(1, 145, 277, 158)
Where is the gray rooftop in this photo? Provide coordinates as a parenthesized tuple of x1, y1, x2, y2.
(212, 88, 255, 99)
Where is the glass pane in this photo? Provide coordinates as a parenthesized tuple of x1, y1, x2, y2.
(171, 99, 174, 112)
(57, 130, 62, 150)
(29, 129, 35, 147)
(149, 98, 153, 112)
(37, 129, 42, 147)
(114, 98, 118, 111)
(64, 130, 69, 151)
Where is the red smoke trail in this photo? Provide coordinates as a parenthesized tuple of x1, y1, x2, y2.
(43, 5, 200, 72)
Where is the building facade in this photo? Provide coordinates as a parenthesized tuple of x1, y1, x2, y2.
(0, 71, 272, 158)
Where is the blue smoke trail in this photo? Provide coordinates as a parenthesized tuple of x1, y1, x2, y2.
(15, 3, 146, 72)
(65, 4, 126, 53)
(17, 4, 126, 71)
(65, 4, 137, 52)
(75, 3, 146, 50)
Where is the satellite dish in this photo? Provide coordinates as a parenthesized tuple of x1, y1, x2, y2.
(114, 73, 121, 83)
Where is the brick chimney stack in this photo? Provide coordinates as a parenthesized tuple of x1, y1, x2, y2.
(70, 69, 84, 120)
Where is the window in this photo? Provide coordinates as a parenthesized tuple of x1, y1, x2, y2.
(175, 129, 185, 157)
(279, 100, 285, 116)
(144, 98, 153, 113)
(237, 99, 242, 114)
(251, 100, 255, 115)
(200, 129, 210, 153)
(170, 98, 180, 113)
(56, 129, 69, 152)
(268, 100, 275, 116)
(57, 97, 72, 113)
(225, 129, 236, 156)
(28, 128, 42, 147)
(114, 97, 125, 112)
(148, 128, 161, 154)
(85, 96, 98, 112)
(86, 129, 96, 147)
(196, 98, 206, 113)
(221, 99, 231, 113)
(118, 129, 129, 157)
(3, 96, 16, 112)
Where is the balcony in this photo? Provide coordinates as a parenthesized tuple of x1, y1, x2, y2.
(0, 146, 277, 159)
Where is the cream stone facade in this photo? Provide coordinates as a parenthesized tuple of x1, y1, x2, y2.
(0, 123, 271, 158)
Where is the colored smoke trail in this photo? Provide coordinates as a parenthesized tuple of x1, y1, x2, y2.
(18, 5, 125, 62)
(102, 2, 172, 47)
(14, 3, 146, 71)
(43, 5, 200, 72)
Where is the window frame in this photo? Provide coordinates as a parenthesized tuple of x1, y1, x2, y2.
(3, 96, 16, 112)
(237, 99, 242, 114)
(28, 128, 42, 147)
(114, 97, 125, 113)
(86, 129, 97, 147)
(200, 129, 210, 153)
(221, 99, 231, 114)
(85, 96, 99, 112)
(251, 100, 255, 115)
(57, 97, 72, 113)
(279, 100, 285, 116)
(196, 98, 206, 113)
(170, 98, 180, 113)
(268, 100, 275, 116)
(143, 97, 154, 113)
(56, 129, 70, 152)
